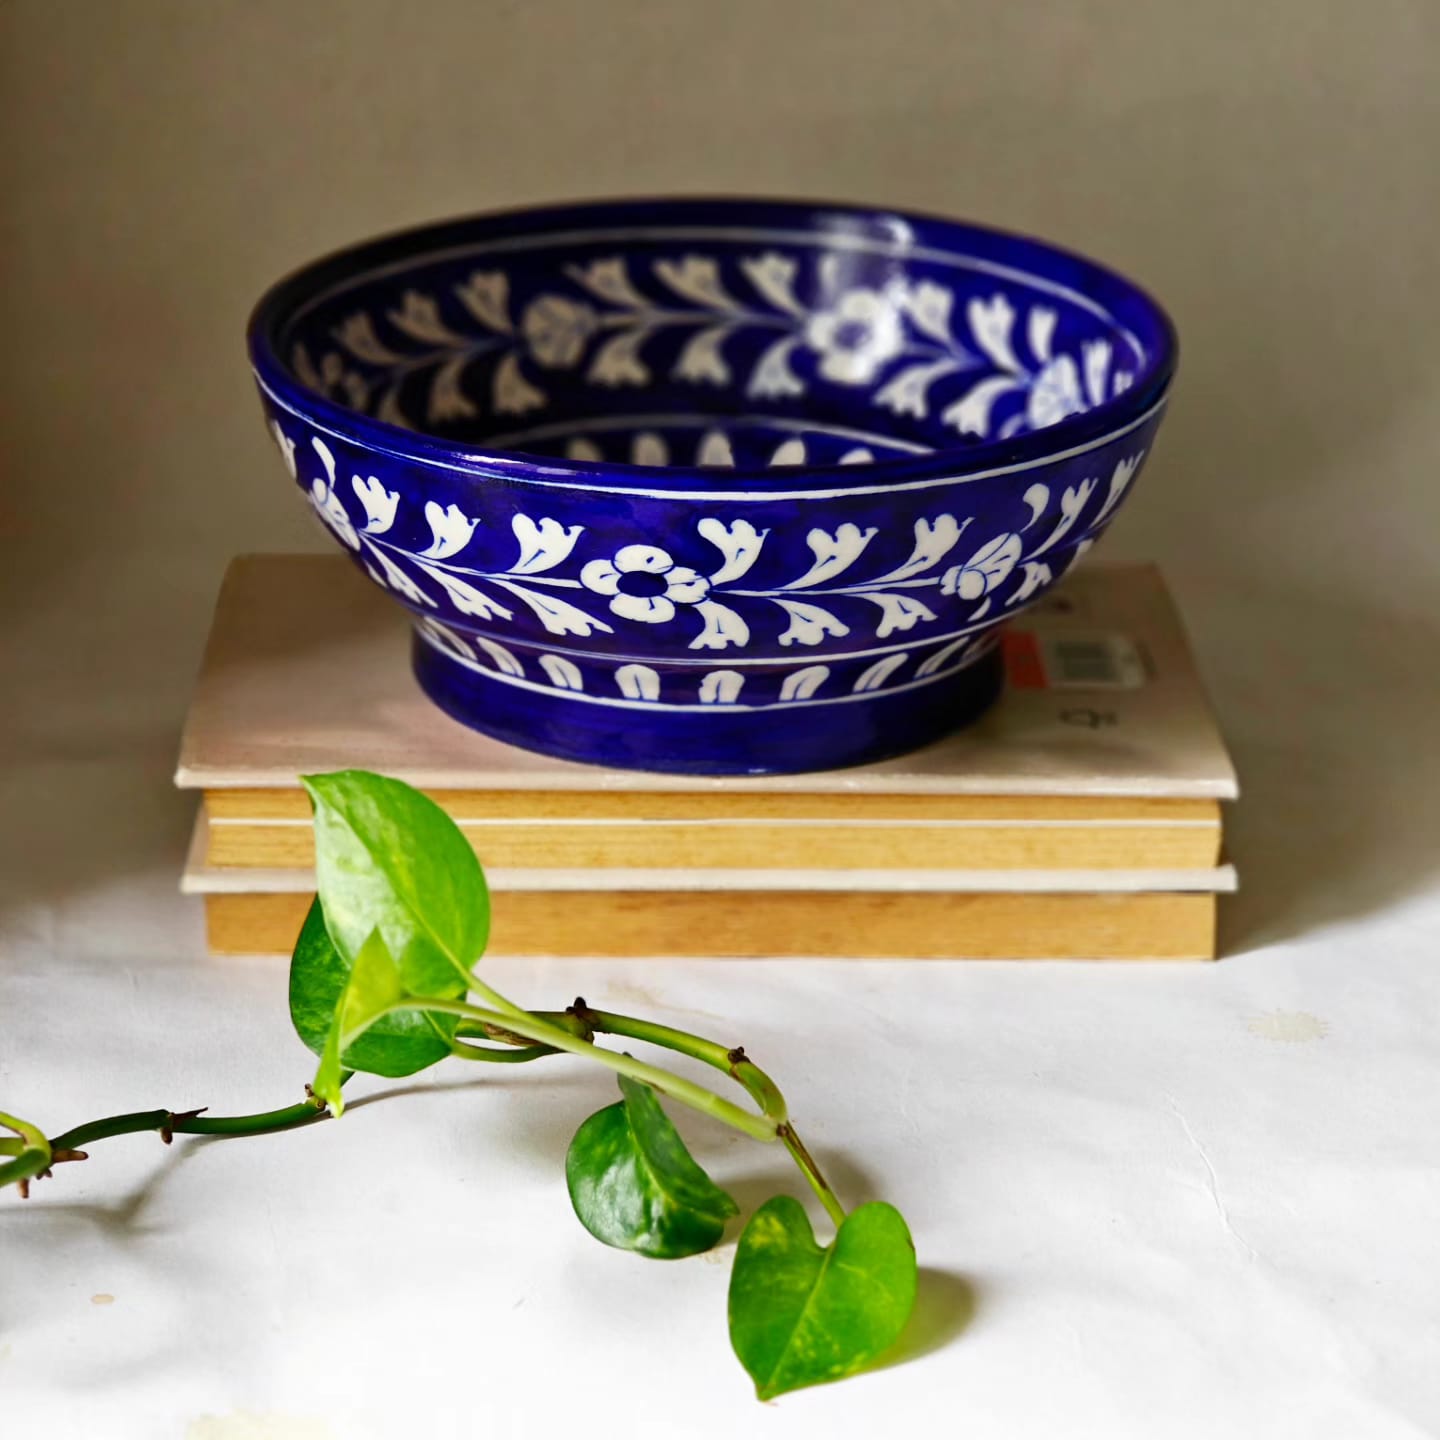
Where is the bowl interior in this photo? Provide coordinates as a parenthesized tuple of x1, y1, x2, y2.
(262, 200, 1169, 474)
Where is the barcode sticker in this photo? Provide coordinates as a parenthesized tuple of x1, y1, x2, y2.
(1040, 634, 1146, 689)
(1003, 631, 1147, 689)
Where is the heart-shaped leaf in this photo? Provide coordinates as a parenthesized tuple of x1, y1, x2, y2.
(290, 897, 457, 1080)
(302, 770, 489, 992)
(567, 1075, 738, 1258)
(728, 1196, 917, 1399)
(310, 928, 412, 1115)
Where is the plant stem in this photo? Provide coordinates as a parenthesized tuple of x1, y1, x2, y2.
(571, 1005, 789, 1126)
(47, 1095, 335, 1154)
(449, 1039, 556, 1064)
(397, 998, 779, 1143)
(0, 1112, 52, 1197)
(778, 1123, 847, 1229)
(457, 1001, 842, 1216)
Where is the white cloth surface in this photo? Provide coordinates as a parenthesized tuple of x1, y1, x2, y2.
(4, 3, 1440, 1435)
(3, 573, 1439, 1439)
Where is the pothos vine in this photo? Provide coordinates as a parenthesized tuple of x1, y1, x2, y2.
(1, 770, 919, 1400)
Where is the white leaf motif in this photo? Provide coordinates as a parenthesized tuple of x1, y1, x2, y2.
(698, 670, 744, 704)
(915, 636, 974, 678)
(967, 294, 1023, 373)
(869, 514, 969, 584)
(942, 375, 1023, 437)
(565, 257, 649, 309)
(942, 532, 1023, 600)
(697, 431, 735, 467)
(376, 385, 410, 429)
(1027, 307, 1057, 365)
(351, 475, 399, 534)
(539, 653, 584, 691)
(1083, 339, 1112, 406)
(770, 438, 806, 466)
(492, 580, 614, 637)
(510, 514, 582, 575)
(333, 312, 403, 365)
(292, 343, 323, 390)
(865, 592, 939, 639)
(413, 561, 510, 620)
(840, 447, 874, 465)
(310, 480, 358, 549)
(697, 517, 768, 584)
(674, 326, 732, 386)
(388, 291, 466, 347)
(454, 271, 513, 333)
(271, 422, 297, 478)
(854, 653, 909, 693)
(1030, 477, 1098, 558)
(1026, 355, 1085, 429)
(587, 328, 651, 387)
(1008, 561, 1053, 607)
(475, 636, 525, 677)
(874, 360, 962, 420)
(632, 432, 668, 466)
(774, 599, 850, 647)
(615, 664, 661, 700)
(1022, 483, 1050, 529)
(654, 256, 741, 311)
(902, 281, 957, 346)
(566, 436, 603, 461)
(418, 618, 473, 661)
(689, 600, 750, 651)
(746, 336, 805, 400)
(740, 253, 807, 316)
(493, 352, 545, 414)
(427, 354, 476, 424)
(783, 523, 878, 590)
(779, 665, 830, 701)
(307, 439, 357, 549)
(1095, 450, 1144, 524)
(364, 543, 433, 606)
(420, 501, 480, 560)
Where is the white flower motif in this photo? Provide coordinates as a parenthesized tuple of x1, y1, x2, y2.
(1008, 560, 1054, 606)
(942, 532, 1023, 601)
(804, 289, 905, 385)
(580, 543, 711, 625)
(522, 294, 597, 367)
(454, 271, 513, 333)
(420, 501, 480, 560)
(351, 475, 399, 534)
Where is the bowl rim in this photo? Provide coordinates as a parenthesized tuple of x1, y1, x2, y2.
(248, 194, 1177, 496)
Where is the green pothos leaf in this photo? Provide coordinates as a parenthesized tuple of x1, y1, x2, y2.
(566, 1075, 739, 1258)
(290, 897, 457, 1079)
(310, 928, 415, 1115)
(301, 769, 490, 993)
(728, 1196, 917, 1400)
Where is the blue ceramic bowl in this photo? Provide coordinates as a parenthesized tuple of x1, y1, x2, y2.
(249, 198, 1175, 775)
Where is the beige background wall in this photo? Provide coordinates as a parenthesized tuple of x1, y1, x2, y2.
(2, 1, 1437, 944)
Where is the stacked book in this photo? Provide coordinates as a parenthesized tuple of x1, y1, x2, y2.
(176, 556, 1238, 960)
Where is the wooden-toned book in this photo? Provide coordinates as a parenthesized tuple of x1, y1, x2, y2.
(200, 887, 1218, 961)
(176, 555, 1238, 959)
(200, 791, 1222, 872)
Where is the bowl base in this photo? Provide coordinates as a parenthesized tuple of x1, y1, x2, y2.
(411, 636, 1005, 776)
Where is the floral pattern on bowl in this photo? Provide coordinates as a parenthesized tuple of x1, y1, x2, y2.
(250, 198, 1175, 774)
